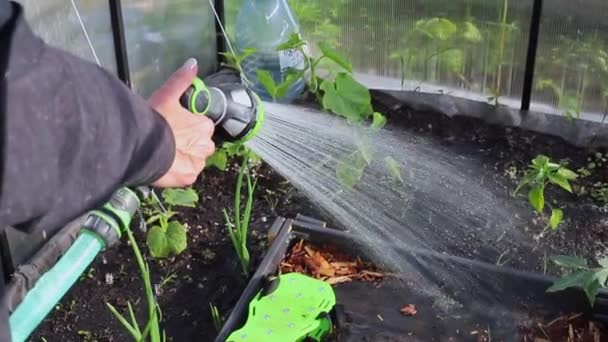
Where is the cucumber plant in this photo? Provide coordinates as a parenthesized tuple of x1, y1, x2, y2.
(515, 155, 578, 230)
(547, 255, 608, 306)
(255, 33, 405, 190)
(144, 187, 199, 259)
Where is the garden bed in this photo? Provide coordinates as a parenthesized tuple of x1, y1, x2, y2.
(32, 91, 608, 341)
(217, 216, 608, 341)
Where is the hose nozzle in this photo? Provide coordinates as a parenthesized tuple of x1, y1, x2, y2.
(180, 77, 264, 145)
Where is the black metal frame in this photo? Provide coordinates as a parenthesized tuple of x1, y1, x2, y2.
(214, 0, 226, 65)
(521, 0, 544, 111)
(109, 0, 131, 87)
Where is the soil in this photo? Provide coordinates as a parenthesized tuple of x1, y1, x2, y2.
(31, 93, 608, 341)
(369, 92, 608, 272)
(520, 313, 607, 342)
(31, 163, 327, 342)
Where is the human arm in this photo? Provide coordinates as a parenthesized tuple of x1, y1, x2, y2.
(0, 2, 214, 235)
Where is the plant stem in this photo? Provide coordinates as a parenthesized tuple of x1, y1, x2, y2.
(125, 226, 161, 342)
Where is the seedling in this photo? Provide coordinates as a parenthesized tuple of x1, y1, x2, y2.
(535, 79, 582, 121)
(261, 32, 385, 126)
(107, 225, 165, 342)
(206, 141, 261, 172)
(547, 255, 608, 306)
(210, 303, 223, 332)
(145, 187, 199, 259)
(391, 17, 483, 90)
(515, 155, 578, 230)
(223, 153, 258, 275)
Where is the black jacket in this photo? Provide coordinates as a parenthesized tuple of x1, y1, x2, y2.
(0, 2, 175, 340)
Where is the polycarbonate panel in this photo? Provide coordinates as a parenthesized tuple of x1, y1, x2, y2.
(122, 0, 217, 97)
(224, 0, 532, 106)
(15, 0, 117, 74)
(531, 0, 608, 121)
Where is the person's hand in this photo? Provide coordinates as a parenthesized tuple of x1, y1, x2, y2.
(148, 58, 216, 188)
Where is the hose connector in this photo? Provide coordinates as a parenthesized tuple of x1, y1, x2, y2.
(82, 188, 140, 249)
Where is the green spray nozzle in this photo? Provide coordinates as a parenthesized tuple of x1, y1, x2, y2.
(179, 77, 264, 145)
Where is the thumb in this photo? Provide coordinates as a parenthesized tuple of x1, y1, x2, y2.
(160, 58, 199, 98)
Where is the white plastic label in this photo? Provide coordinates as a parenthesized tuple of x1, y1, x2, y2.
(279, 48, 305, 72)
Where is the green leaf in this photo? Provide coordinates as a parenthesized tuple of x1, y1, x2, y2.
(548, 173, 572, 193)
(238, 48, 257, 64)
(551, 255, 588, 269)
(532, 155, 550, 168)
(385, 156, 404, 184)
(166, 221, 187, 255)
(424, 18, 457, 41)
(256, 69, 278, 99)
(146, 214, 162, 226)
(146, 226, 171, 258)
(515, 171, 536, 194)
(595, 269, 608, 287)
(547, 270, 594, 292)
(549, 208, 564, 229)
(462, 21, 482, 43)
(355, 137, 374, 166)
(162, 188, 199, 208)
(224, 142, 246, 156)
(599, 257, 608, 268)
(318, 41, 352, 72)
(276, 33, 305, 51)
(275, 71, 302, 99)
(371, 112, 387, 130)
(528, 185, 545, 213)
(321, 72, 373, 122)
(106, 303, 141, 340)
(206, 149, 228, 171)
(441, 49, 464, 73)
(557, 168, 578, 180)
(584, 274, 602, 306)
(547, 162, 561, 172)
(336, 152, 367, 189)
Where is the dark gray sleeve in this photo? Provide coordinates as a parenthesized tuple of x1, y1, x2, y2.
(0, 3, 176, 236)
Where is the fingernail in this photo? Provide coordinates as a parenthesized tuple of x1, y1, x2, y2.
(184, 57, 198, 70)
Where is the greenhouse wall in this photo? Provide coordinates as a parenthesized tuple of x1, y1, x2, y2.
(224, 0, 608, 124)
(122, 0, 218, 97)
(15, 0, 118, 74)
(13, 0, 219, 98)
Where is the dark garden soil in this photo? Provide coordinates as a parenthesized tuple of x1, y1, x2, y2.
(370, 92, 608, 273)
(32, 93, 607, 341)
(32, 163, 329, 342)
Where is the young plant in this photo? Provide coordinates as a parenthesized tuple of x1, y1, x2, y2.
(535, 78, 582, 121)
(206, 141, 262, 173)
(223, 153, 258, 275)
(261, 32, 384, 126)
(514, 155, 578, 230)
(106, 225, 165, 342)
(391, 17, 483, 89)
(547, 255, 608, 306)
(219, 48, 257, 77)
(145, 187, 199, 258)
(209, 303, 223, 332)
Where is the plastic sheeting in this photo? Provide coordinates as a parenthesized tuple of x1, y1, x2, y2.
(122, 0, 218, 97)
(14, 0, 117, 75)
